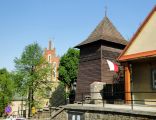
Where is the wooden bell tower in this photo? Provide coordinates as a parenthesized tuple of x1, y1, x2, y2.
(75, 16, 127, 100)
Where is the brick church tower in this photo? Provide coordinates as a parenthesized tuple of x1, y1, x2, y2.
(75, 16, 127, 100)
(44, 41, 59, 86)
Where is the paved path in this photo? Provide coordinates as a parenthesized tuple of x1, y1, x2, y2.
(66, 103, 156, 113)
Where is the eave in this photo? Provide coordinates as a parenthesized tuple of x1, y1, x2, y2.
(119, 50, 156, 62)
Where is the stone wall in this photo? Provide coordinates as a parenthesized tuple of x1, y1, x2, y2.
(52, 109, 154, 120)
(52, 111, 67, 120)
(51, 105, 156, 120)
(85, 112, 152, 120)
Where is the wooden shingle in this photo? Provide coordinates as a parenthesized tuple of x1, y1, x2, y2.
(75, 16, 127, 48)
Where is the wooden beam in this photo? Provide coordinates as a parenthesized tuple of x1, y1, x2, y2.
(125, 64, 131, 104)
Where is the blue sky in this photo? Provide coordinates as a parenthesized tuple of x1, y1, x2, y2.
(0, 0, 155, 71)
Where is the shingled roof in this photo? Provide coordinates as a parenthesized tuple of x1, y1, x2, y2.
(75, 16, 127, 48)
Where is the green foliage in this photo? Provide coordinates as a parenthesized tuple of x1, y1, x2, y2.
(0, 68, 15, 116)
(49, 82, 66, 107)
(14, 42, 50, 114)
(58, 48, 80, 87)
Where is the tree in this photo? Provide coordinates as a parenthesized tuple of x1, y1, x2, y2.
(49, 83, 66, 107)
(0, 68, 15, 116)
(14, 42, 50, 117)
(58, 48, 80, 89)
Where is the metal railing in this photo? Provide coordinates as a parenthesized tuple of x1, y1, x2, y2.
(76, 91, 156, 110)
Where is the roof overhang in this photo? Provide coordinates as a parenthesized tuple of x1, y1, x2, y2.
(118, 5, 156, 62)
(75, 39, 127, 49)
(119, 50, 156, 62)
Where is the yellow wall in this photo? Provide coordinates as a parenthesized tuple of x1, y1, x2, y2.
(11, 101, 27, 116)
(132, 62, 156, 104)
(125, 11, 156, 55)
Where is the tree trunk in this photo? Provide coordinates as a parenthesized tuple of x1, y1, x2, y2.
(32, 88, 34, 107)
(28, 88, 32, 117)
(28, 65, 35, 117)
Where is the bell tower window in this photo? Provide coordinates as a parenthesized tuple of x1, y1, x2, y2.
(48, 54, 51, 63)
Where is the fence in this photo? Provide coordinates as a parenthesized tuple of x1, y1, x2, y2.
(12, 107, 57, 119)
(76, 91, 156, 110)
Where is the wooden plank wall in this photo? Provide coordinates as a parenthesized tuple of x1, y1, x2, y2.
(75, 43, 124, 101)
(101, 45, 122, 84)
(76, 44, 101, 101)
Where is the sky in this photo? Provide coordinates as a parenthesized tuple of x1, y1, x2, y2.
(0, 0, 155, 71)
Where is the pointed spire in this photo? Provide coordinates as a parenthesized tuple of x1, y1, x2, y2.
(75, 16, 127, 48)
(49, 40, 52, 50)
(52, 38, 55, 49)
(48, 37, 55, 50)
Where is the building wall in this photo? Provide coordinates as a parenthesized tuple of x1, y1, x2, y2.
(53, 110, 154, 120)
(76, 59, 101, 100)
(125, 11, 156, 55)
(42, 41, 60, 106)
(44, 47, 59, 82)
(11, 100, 26, 116)
(101, 45, 123, 84)
(76, 42, 125, 101)
(76, 44, 101, 100)
(132, 61, 156, 104)
(51, 106, 156, 120)
(84, 112, 153, 120)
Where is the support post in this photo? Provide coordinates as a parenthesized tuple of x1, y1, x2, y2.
(124, 63, 131, 104)
(82, 93, 83, 106)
